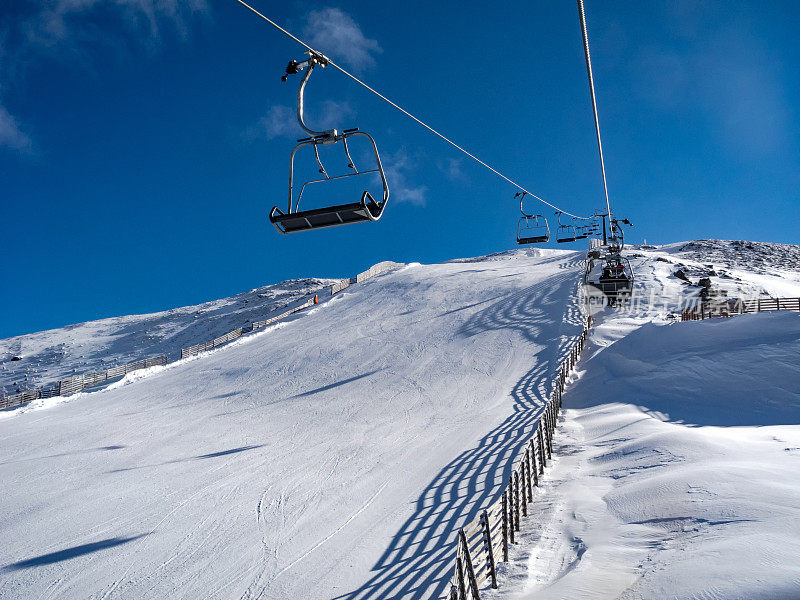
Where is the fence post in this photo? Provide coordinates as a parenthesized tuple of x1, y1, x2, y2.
(530, 438, 539, 486)
(538, 425, 546, 470)
(501, 492, 509, 560)
(513, 472, 521, 531)
(507, 483, 515, 544)
(459, 529, 481, 600)
(457, 555, 467, 600)
(545, 411, 553, 459)
(525, 446, 534, 500)
(481, 510, 497, 589)
(520, 466, 528, 518)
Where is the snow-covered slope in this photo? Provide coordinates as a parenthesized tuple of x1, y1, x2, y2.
(1, 240, 798, 600)
(0, 248, 586, 600)
(0, 278, 334, 396)
(486, 241, 800, 600)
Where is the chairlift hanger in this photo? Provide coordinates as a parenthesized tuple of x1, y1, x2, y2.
(609, 217, 632, 251)
(555, 211, 578, 243)
(268, 51, 389, 234)
(515, 192, 550, 245)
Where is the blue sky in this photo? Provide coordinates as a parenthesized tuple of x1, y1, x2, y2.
(1, 0, 799, 338)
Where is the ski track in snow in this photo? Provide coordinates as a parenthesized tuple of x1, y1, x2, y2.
(2, 241, 799, 600)
(0, 248, 587, 600)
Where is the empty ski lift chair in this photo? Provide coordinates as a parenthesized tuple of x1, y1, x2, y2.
(269, 52, 389, 234)
(574, 224, 589, 240)
(515, 192, 550, 244)
(555, 212, 578, 243)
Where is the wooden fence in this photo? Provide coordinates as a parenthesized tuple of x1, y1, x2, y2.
(252, 295, 319, 331)
(1, 355, 167, 410)
(330, 279, 353, 295)
(681, 297, 800, 321)
(447, 317, 592, 600)
(3, 261, 401, 411)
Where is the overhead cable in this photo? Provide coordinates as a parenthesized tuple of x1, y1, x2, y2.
(233, 0, 593, 220)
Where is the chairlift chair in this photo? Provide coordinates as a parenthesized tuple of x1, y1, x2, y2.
(515, 192, 550, 244)
(587, 251, 634, 305)
(555, 212, 578, 243)
(269, 52, 389, 234)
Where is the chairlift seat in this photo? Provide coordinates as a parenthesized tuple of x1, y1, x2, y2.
(556, 235, 577, 243)
(270, 191, 383, 234)
(516, 214, 550, 245)
(269, 55, 389, 235)
(518, 234, 550, 244)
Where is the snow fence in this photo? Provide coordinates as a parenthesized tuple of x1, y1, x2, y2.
(682, 296, 800, 321)
(2, 261, 401, 411)
(447, 316, 592, 600)
(0, 355, 167, 410)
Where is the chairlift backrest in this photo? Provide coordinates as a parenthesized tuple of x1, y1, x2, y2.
(516, 192, 550, 244)
(517, 214, 550, 245)
(555, 211, 577, 243)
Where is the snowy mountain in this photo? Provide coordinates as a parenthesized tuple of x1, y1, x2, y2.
(0, 240, 799, 600)
(0, 278, 335, 396)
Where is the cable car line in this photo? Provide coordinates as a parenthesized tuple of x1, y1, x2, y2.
(233, 0, 593, 221)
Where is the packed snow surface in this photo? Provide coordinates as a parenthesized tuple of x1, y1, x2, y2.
(0, 278, 335, 395)
(1, 239, 799, 600)
(0, 248, 585, 600)
(487, 241, 800, 600)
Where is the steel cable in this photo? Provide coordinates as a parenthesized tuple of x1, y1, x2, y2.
(233, 0, 594, 220)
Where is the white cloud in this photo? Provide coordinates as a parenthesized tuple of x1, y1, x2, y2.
(302, 8, 382, 71)
(0, 105, 31, 151)
(384, 148, 427, 207)
(23, 0, 208, 48)
(251, 100, 355, 140)
(440, 157, 466, 182)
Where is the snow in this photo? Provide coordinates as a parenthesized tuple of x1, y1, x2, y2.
(0, 247, 585, 600)
(1, 240, 799, 600)
(487, 244, 800, 600)
(0, 278, 336, 396)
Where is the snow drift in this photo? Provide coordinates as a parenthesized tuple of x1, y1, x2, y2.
(1, 239, 799, 600)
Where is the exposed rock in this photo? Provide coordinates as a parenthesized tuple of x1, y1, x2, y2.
(674, 269, 690, 282)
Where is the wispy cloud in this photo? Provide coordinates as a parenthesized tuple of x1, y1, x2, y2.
(248, 100, 356, 140)
(384, 148, 427, 207)
(302, 8, 382, 71)
(0, 0, 208, 151)
(439, 157, 466, 182)
(0, 105, 31, 152)
(22, 0, 208, 49)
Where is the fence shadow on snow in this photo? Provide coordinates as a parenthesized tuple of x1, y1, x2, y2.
(336, 264, 586, 600)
